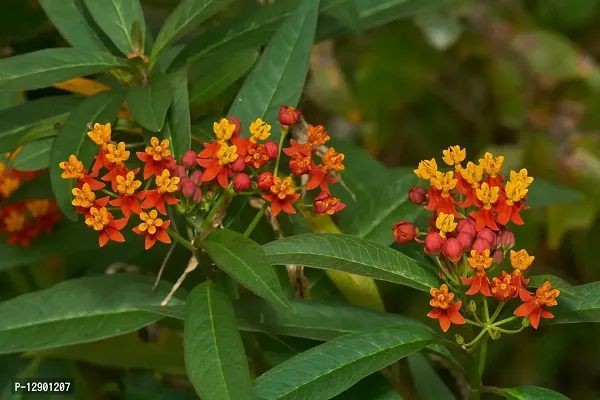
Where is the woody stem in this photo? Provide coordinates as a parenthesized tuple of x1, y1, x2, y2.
(273, 126, 288, 178)
(166, 228, 195, 251)
(244, 203, 268, 238)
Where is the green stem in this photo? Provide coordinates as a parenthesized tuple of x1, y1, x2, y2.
(483, 298, 490, 322)
(490, 302, 504, 322)
(201, 192, 230, 230)
(494, 326, 525, 334)
(464, 318, 484, 327)
(491, 316, 518, 327)
(100, 189, 119, 199)
(273, 126, 288, 178)
(244, 203, 268, 237)
(166, 228, 195, 251)
(464, 328, 487, 347)
(143, 177, 153, 191)
(478, 336, 488, 377)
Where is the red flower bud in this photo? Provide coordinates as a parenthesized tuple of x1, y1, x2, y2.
(233, 173, 251, 192)
(229, 116, 242, 139)
(456, 232, 473, 251)
(181, 178, 196, 198)
(313, 191, 346, 215)
(278, 105, 302, 126)
(457, 218, 476, 237)
(265, 141, 279, 159)
(492, 249, 504, 264)
(257, 172, 274, 191)
(190, 170, 202, 185)
(231, 157, 246, 173)
(472, 238, 491, 254)
(476, 228, 496, 247)
(392, 221, 418, 244)
(442, 238, 463, 262)
(497, 230, 515, 248)
(425, 232, 446, 254)
(168, 164, 187, 180)
(181, 150, 197, 169)
(408, 186, 427, 205)
(192, 187, 203, 202)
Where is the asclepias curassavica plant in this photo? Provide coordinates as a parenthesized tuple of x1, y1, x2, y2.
(0, 0, 595, 399)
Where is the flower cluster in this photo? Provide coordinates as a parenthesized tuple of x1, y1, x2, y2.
(59, 123, 177, 249)
(393, 146, 560, 335)
(0, 151, 61, 247)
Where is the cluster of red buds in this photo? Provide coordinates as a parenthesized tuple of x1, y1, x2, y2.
(0, 150, 61, 247)
(393, 146, 560, 337)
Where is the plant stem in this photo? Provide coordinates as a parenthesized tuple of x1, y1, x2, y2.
(483, 298, 490, 322)
(244, 203, 268, 237)
(494, 326, 525, 334)
(478, 336, 488, 377)
(491, 316, 518, 327)
(464, 328, 488, 346)
(100, 189, 119, 199)
(166, 228, 195, 251)
(201, 192, 229, 230)
(464, 318, 484, 327)
(273, 126, 288, 178)
(490, 302, 504, 322)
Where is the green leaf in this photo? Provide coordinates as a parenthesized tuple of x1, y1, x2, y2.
(0, 49, 126, 91)
(407, 353, 455, 400)
(528, 275, 600, 324)
(501, 386, 569, 400)
(335, 372, 403, 400)
(49, 91, 125, 220)
(262, 234, 440, 292)
(228, 0, 320, 139)
(150, 0, 236, 66)
(338, 173, 423, 247)
(83, 0, 146, 54)
(12, 138, 53, 171)
(0, 274, 183, 354)
(184, 282, 252, 400)
(39, 0, 117, 52)
(0, 95, 82, 153)
(167, 67, 192, 161)
(253, 326, 434, 400)
(325, 0, 363, 36)
(127, 72, 173, 132)
(200, 229, 293, 311)
(526, 179, 582, 207)
(189, 49, 258, 106)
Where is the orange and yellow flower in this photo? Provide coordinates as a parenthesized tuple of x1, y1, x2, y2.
(509, 249, 535, 301)
(313, 192, 346, 215)
(197, 142, 238, 188)
(461, 249, 493, 296)
(427, 284, 465, 332)
(141, 169, 180, 215)
(132, 209, 171, 249)
(109, 170, 144, 217)
(136, 137, 177, 179)
(307, 147, 344, 191)
(84, 206, 127, 247)
(514, 281, 560, 329)
(262, 177, 300, 217)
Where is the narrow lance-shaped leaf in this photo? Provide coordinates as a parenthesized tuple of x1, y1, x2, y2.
(150, 0, 236, 66)
(84, 0, 147, 54)
(253, 326, 434, 400)
(228, 0, 320, 139)
(500, 386, 569, 400)
(0, 49, 126, 91)
(127, 71, 173, 132)
(49, 91, 125, 220)
(200, 229, 294, 312)
(184, 282, 252, 400)
(13, 138, 54, 171)
(324, 0, 363, 36)
(0, 274, 183, 354)
(262, 234, 441, 292)
(167, 67, 192, 161)
(39, 0, 118, 52)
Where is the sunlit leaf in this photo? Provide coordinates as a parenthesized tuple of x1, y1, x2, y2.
(501, 386, 569, 400)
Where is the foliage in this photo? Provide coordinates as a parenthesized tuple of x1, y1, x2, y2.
(0, 0, 597, 399)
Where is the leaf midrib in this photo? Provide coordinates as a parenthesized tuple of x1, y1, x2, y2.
(206, 284, 233, 399)
(0, 56, 123, 82)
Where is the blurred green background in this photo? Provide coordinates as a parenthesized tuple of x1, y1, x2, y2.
(2, 0, 600, 399)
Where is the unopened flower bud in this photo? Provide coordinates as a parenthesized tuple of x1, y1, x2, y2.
(408, 186, 427, 205)
(392, 221, 418, 244)
(229, 116, 242, 139)
(442, 238, 463, 262)
(231, 157, 246, 173)
(472, 238, 491, 254)
(278, 105, 302, 126)
(181, 150, 197, 169)
(490, 330, 501, 340)
(497, 230, 515, 249)
(181, 178, 196, 198)
(233, 173, 251, 192)
(265, 141, 279, 159)
(257, 172, 274, 191)
(455, 334, 464, 345)
(476, 228, 496, 247)
(168, 164, 187, 180)
(522, 317, 530, 327)
(192, 187, 203, 202)
(190, 170, 203, 185)
(457, 218, 476, 237)
(468, 300, 477, 312)
(425, 232, 446, 254)
(492, 249, 503, 264)
(456, 232, 473, 251)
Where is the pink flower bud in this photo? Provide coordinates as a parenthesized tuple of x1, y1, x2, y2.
(265, 141, 279, 159)
(408, 186, 427, 205)
(497, 230, 515, 248)
(392, 221, 418, 244)
(231, 157, 246, 173)
(181, 150, 197, 169)
(472, 238, 491, 254)
(229, 116, 242, 139)
(190, 170, 203, 185)
(456, 232, 473, 251)
(233, 173, 251, 192)
(492, 249, 504, 264)
(278, 105, 302, 126)
(181, 178, 196, 198)
(476, 228, 496, 247)
(192, 187, 203, 202)
(457, 218, 477, 237)
(442, 238, 463, 262)
(257, 172, 274, 191)
(170, 165, 187, 180)
(425, 232, 446, 254)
